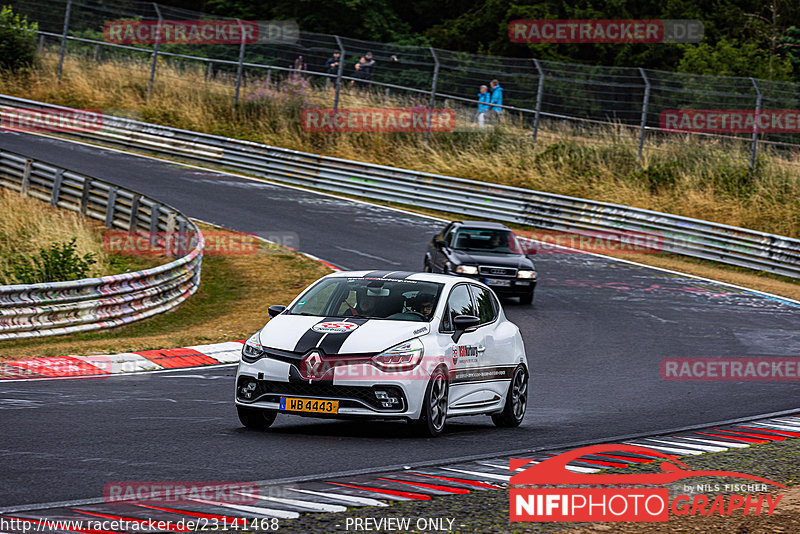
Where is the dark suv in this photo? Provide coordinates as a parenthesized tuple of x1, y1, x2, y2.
(424, 221, 537, 304)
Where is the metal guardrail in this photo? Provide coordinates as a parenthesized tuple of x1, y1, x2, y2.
(0, 146, 204, 340)
(2, 93, 800, 280)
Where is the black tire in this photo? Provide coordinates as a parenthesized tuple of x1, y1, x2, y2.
(519, 290, 534, 305)
(412, 366, 449, 437)
(237, 406, 277, 430)
(492, 365, 528, 427)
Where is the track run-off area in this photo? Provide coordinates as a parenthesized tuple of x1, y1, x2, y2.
(0, 131, 798, 508)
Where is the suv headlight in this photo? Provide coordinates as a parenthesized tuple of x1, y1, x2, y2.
(372, 338, 424, 372)
(517, 270, 536, 279)
(456, 265, 478, 275)
(242, 332, 267, 363)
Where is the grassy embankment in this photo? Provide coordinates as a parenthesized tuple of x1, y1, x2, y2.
(1, 52, 800, 302)
(0, 189, 331, 359)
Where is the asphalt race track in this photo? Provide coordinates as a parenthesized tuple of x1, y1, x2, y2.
(1, 132, 798, 508)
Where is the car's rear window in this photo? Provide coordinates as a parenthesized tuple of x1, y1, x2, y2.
(289, 278, 444, 322)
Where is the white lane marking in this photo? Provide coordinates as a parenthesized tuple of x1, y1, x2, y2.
(334, 246, 402, 265)
(648, 438, 728, 452)
(748, 422, 800, 432)
(440, 468, 510, 482)
(236, 492, 346, 513)
(188, 498, 298, 519)
(21, 128, 800, 307)
(287, 488, 386, 507)
(625, 441, 703, 456)
(476, 461, 511, 471)
(770, 418, 800, 428)
(564, 465, 601, 474)
(678, 436, 748, 449)
(0, 363, 237, 382)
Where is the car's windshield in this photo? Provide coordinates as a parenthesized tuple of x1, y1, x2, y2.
(288, 277, 444, 322)
(452, 228, 523, 254)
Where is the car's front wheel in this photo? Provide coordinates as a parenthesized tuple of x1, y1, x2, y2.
(492, 365, 528, 427)
(519, 290, 534, 305)
(412, 366, 449, 437)
(237, 406, 277, 430)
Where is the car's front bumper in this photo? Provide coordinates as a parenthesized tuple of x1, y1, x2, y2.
(452, 273, 536, 295)
(235, 357, 432, 419)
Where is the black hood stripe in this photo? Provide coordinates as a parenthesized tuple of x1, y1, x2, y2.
(292, 316, 339, 353)
(317, 317, 369, 354)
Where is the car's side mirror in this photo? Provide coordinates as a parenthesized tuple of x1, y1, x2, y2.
(452, 314, 480, 343)
(434, 236, 445, 248)
(268, 305, 287, 318)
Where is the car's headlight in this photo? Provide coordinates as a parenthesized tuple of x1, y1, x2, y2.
(456, 265, 478, 275)
(517, 270, 536, 279)
(371, 338, 424, 372)
(242, 332, 267, 363)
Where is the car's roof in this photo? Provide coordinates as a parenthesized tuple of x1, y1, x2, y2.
(453, 220, 510, 230)
(325, 270, 464, 285)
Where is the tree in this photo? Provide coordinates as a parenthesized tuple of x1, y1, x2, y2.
(0, 5, 38, 71)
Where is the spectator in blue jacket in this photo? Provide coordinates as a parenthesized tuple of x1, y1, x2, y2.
(489, 79, 503, 116)
(477, 85, 490, 128)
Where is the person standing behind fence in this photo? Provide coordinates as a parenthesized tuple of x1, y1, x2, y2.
(489, 79, 503, 118)
(362, 52, 376, 81)
(477, 85, 490, 128)
(325, 51, 341, 88)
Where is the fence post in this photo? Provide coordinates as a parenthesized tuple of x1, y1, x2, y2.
(51, 169, 64, 207)
(333, 35, 345, 112)
(532, 59, 545, 144)
(425, 47, 440, 142)
(147, 2, 163, 101)
(20, 160, 32, 196)
(233, 19, 246, 106)
(637, 68, 651, 160)
(750, 77, 762, 171)
(56, 0, 72, 84)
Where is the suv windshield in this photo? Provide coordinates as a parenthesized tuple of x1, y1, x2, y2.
(452, 228, 523, 254)
(288, 278, 444, 322)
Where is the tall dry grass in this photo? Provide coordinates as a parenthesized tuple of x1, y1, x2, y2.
(3, 51, 800, 237)
(0, 188, 111, 284)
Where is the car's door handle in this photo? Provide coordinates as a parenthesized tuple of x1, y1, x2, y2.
(477, 346, 486, 353)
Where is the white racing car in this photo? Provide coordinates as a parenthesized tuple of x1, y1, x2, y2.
(235, 270, 528, 436)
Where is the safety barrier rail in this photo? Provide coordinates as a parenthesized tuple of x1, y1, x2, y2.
(0, 145, 204, 340)
(2, 93, 799, 280)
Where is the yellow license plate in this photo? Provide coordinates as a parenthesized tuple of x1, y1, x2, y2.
(280, 397, 339, 414)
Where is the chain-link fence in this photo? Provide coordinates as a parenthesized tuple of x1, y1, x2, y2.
(9, 0, 800, 168)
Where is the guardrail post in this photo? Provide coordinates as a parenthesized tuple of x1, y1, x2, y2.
(129, 195, 141, 231)
(80, 179, 92, 216)
(149, 205, 160, 248)
(177, 219, 187, 256)
(638, 68, 651, 160)
(425, 47, 440, 143)
(233, 19, 247, 106)
(333, 35, 345, 112)
(50, 169, 64, 206)
(20, 159, 32, 196)
(206, 62, 213, 81)
(93, 45, 99, 62)
(750, 77, 762, 172)
(532, 59, 545, 144)
(147, 2, 163, 101)
(38, 34, 45, 54)
(57, 0, 72, 84)
(105, 187, 117, 227)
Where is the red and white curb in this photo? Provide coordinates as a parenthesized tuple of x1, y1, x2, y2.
(0, 341, 244, 381)
(1, 414, 797, 528)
